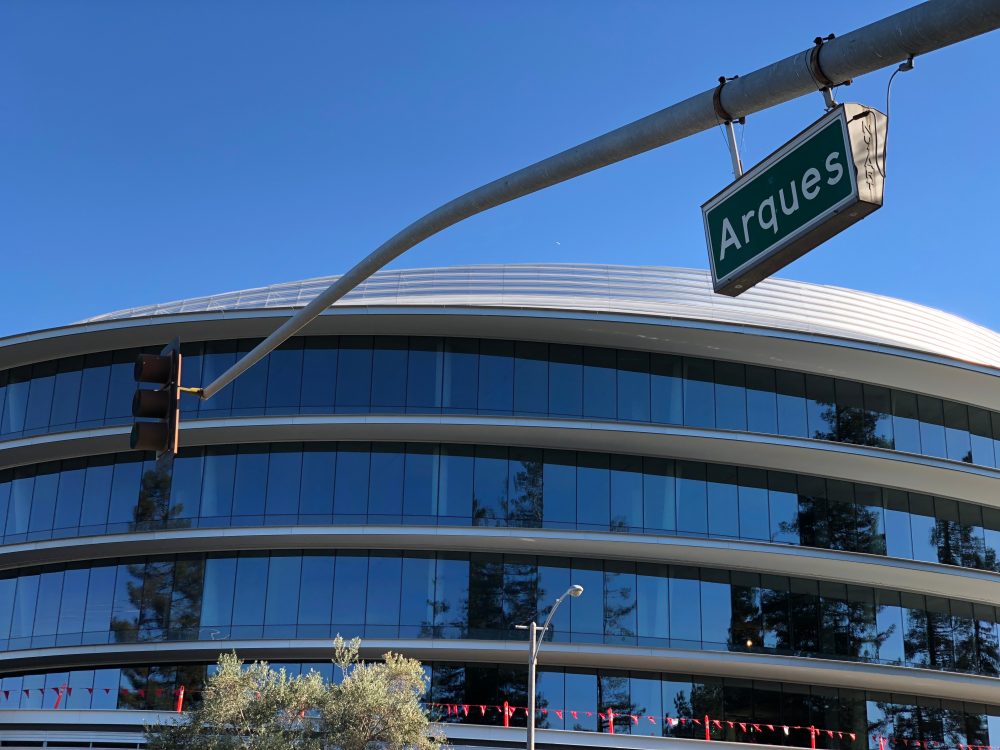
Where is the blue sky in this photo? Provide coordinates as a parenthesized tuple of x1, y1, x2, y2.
(1, 1, 996, 338)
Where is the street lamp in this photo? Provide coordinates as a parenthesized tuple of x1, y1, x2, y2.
(515, 584, 583, 750)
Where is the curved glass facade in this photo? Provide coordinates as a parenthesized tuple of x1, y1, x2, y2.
(2, 443, 999, 572)
(3, 661, 999, 750)
(1, 551, 997, 676)
(2, 269, 1000, 749)
(1, 337, 999, 467)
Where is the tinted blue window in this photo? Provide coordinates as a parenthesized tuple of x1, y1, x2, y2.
(265, 340, 303, 410)
(335, 337, 373, 410)
(917, 396, 947, 459)
(676, 462, 707, 536)
(367, 553, 402, 628)
(745, 366, 777, 435)
(549, 344, 582, 417)
(863, 384, 895, 449)
(478, 340, 514, 413)
(630, 673, 663, 736)
(49, 358, 83, 428)
(400, 553, 436, 633)
(402, 444, 438, 519)
(542, 450, 576, 527)
(736, 468, 769, 542)
(371, 337, 408, 410)
(168, 451, 203, 522)
(301, 337, 338, 409)
(650, 354, 683, 426)
(535, 668, 565, 730)
(854, 484, 886, 556)
(369, 443, 405, 518)
(508, 448, 543, 527)
(583, 347, 616, 420)
(683, 358, 715, 429)
(943, 401, 972, 463)
(908, 494, 937, 563)
(106, 457, 141, 526)
(333, 554, 368, 628)
(300, 445, 335, 517)
(199, 341, 236, 415)
(883, 490, 913, 561)
(0, 472, 9, 539)
(233, 446, 268, 518)
(442, 339, 478, 412)
(9, 574, 39, 639)
(199, 556, 236, 628)
(537, 558, 570, 638)
(28, 465, 59, 534)
(610, 454, 643, 531)
(179, 342, 204, 416)
(706, 464, 739, 538)
(24, 360, 55, 431)
(714, 361, 747, 431)
(407, 338, 442, 410)
(473, 446, 507, 525)
(969, 408, 997, 468)
(774, 370, 807, 438)
(52, 459, 84, 532)
(603, 561, 636, 642)
(334, 443, 370, 518)
(577, 453, 610, 531)
(33, 570, 63, 636)
(265, 554, 301, 627)
(298, 553, 335, 626)
(892, 391, 921, 454)
(58, 568, 88, 636)
(642, 458, 675, 533)
(438, 446, 473, 522)
(768, 472, 799, 544)
(805, 375, 837, 440)
(110, 563, 141, 637)
(265, 445, 302, 518)
(700, 571, 731, 647)
(82, 564, 116, 635)
(636, 563, 670, 643)
(569, 559, 603, 639)
(232, 554, 268, 627)
(796, 475, 828, 550)
(231, 340, 267, 414)
(2, 367, 31, 434)
(669, 568, 701, 645)
(434, 554, 469, 635)
(6, 467, 34, 537)
(617, 350, 650, 423)
(826, 480, 857, 552)
(201, 447, 236, 519)
(514, 341, 548, 415)
(564, 670, 598, 732)
(104, 350, 137, 421)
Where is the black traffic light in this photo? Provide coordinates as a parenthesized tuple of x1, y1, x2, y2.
(131, 340, 182, 456)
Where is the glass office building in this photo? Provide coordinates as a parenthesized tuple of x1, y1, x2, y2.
(1, 265, 999, 748)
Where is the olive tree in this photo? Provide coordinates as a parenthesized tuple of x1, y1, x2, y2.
(146, 638, 444, 750)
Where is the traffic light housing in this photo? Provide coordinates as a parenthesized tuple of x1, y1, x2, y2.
(131, 340, 182, 456)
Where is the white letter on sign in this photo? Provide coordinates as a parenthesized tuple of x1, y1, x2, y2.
(719, 217, 741, 261)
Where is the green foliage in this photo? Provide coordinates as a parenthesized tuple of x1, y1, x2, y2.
(146, 639, 445, 750)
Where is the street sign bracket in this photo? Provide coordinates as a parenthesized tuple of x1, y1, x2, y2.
(714, 76, 746, 179)
(808, 34, 852, 111)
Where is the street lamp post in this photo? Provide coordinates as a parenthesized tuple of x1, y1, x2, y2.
(516, 584, 584, 750)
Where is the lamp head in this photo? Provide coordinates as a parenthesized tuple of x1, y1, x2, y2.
(568, 584, 584, 598)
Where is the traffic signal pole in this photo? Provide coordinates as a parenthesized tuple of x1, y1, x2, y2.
(196, 0, 999, 402)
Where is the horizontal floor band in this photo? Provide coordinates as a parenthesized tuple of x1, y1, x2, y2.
(0, 415, 997, 509)
(2, 524, 997, 605)
(0, 638, 996, 705)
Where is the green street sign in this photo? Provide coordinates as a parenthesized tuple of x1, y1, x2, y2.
(703, 103, 887, 296)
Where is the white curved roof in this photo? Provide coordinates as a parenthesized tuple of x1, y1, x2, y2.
(84, 264, 1000, 370)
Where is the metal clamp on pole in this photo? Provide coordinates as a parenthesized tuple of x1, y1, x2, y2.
(714, 76, 745, 179)
(809, 34, 852, 110)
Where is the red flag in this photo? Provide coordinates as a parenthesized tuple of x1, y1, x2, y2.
(540, 708, 547, 715)
(694, 719, 702, 726)
(461, 705, 469, 716)
(728, 721, 735, 728)
(555, 710, 563, 720)
(1, 690, 7, 700)
(585, 711, 593, 717)
(631, 715, 639, 725)
(648, 716, 657, 724)
(66, 687, 73, 695)
(784, 726, 791, 736)
(479, 705, 486, 716)
(739, 722, 747, 732)
(714, 720, 723, 728)
(828, 730, 835, 738)
(103, 688, 110, 694)
(768, 725, 775, 731)
(137, 689, 145, 698)
(754, 724, 762, 732)
(23, 689, 30, 698)
(571, 711, 578, 719)
(119, 688, 129, 696)
(850, 733, 857, 742)
(599, 712, 606, 721)
(155, 689, 163, 698)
